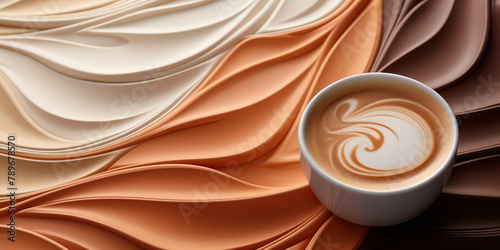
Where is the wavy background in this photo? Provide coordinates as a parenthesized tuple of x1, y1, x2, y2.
(0, 0, 499, 249)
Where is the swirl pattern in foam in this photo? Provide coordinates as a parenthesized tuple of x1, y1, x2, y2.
(325, 98, 435, 177)
(307, 81, 453, 190)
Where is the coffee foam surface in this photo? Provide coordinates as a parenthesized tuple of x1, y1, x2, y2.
(306, 80, 453, 190)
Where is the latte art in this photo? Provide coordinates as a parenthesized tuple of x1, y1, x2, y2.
(325, 98, 435, 177)
(306, 81, 453, 190)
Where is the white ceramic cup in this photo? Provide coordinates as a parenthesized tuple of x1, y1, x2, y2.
(298, 73, 458, 227)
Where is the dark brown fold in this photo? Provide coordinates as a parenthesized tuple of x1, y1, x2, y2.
(359, 195, 500, 249)
(374, 0, 489, 91)
(440, 0, 500, 114)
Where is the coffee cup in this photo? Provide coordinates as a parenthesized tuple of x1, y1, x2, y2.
(298, 72, 458, 226)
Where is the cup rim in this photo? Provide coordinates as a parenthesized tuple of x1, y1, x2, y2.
(298, 72, 459, 195)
